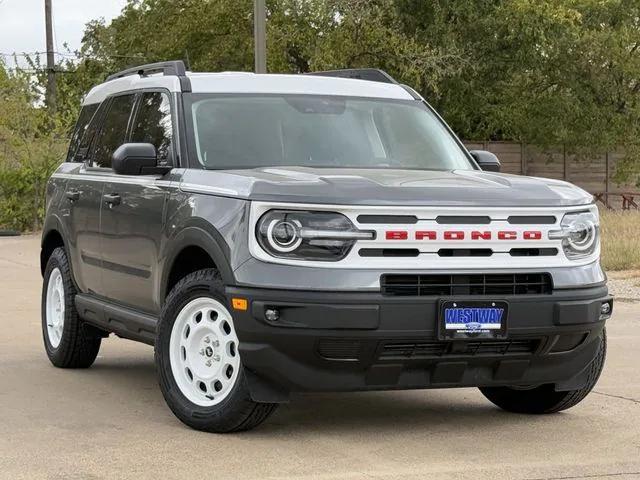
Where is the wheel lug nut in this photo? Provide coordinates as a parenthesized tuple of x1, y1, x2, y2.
(204, 337, 210, 344)
(199, 349, 205, 356)
(212, 340, 220, 347)
(213, 354, 220, 362)
(205, 360, 212, 367)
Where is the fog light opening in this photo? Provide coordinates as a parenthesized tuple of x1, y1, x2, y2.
(600, 302, 611, 316)
(265, 308, 280, 322)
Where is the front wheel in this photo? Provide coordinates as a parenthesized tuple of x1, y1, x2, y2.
(155, 269, 277, 432)
(480, 329, 606, 414)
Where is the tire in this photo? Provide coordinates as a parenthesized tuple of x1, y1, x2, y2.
(155, 269, 278, 433)
(480, 328, 607, 414)
(41, 247, 101, 368)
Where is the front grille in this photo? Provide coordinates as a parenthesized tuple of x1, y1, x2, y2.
(381, 273, 552, 296)
(379, 339, 539, 360)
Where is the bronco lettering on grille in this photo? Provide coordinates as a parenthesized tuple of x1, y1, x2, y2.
(385, 230, 543, 241)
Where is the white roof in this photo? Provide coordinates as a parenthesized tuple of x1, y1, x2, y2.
(83, 71, 414, 105)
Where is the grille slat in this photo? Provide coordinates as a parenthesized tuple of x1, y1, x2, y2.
(381, 273, 552, 296)
(379, 339, 538, 360)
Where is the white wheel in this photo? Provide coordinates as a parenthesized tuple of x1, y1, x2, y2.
(45, 267, 65, 348)
(169, 297, 241, 407)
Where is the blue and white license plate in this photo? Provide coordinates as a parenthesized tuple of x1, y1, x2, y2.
(439, 300, 508, 339)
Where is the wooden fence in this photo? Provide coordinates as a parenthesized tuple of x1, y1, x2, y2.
(464, 141, 638, 210)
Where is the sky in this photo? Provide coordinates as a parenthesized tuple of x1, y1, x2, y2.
(0, 0, 128, 68)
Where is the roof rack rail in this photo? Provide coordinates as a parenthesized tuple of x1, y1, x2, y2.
(305, 68, 398, 84)
(105, 60, 191, 92)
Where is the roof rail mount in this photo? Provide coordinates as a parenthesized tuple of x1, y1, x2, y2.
(306, 68, 398, 85)
(106, 60, 191, 92)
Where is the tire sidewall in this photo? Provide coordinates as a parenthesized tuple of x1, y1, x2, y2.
(41, 248, 75, 362)
(155, 273, 249, 427)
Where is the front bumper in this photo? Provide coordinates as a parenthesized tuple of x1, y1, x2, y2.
(226, 285, 612, 402)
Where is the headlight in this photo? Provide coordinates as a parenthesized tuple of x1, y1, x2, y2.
(256, 210, 374, 261)
(549, 211, 599, 260)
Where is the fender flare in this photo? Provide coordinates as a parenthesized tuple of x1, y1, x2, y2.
(160, 222, 235, 300)
(40, 214, 76, 281)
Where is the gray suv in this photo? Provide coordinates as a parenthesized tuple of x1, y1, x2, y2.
(41, 61, 611, 432)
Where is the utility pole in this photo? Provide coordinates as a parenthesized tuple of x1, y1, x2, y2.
(44, 0, 56, 112)
(254, 0, 267, 73)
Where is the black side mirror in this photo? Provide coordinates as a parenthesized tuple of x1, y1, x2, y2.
(470, 150, 501, 172)
(112, 143, 170, 175)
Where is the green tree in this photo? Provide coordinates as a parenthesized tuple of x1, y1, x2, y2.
(0, 61, 67, 231)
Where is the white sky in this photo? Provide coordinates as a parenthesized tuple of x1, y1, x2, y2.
(0, 0, 128, 68)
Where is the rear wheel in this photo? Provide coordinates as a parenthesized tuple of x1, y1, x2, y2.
(155, 269, 277, 432)
(41, 247, 101, 368)
(480, 329, 606, 414)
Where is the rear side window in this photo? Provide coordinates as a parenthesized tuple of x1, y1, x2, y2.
(130, 92, 173, 165)
(90, 94, 136, 169)
(66, 103, 98, 162)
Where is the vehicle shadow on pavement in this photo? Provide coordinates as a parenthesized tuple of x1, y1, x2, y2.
(259, 392, 534, 434)
(82, 353, 545, 434)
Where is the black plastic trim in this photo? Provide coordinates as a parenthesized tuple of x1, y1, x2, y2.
(508, 215, 557, 224)
(105, 60, 192, 93)
(305, 68, 398, 84)
(75, 294, 157, 345)
(357, 215, 418, 224)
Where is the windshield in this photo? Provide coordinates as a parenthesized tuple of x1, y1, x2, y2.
(186, 94, 474, 171)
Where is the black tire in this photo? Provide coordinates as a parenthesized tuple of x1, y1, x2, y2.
(41, 247, 101, 368)
(480, 329, 607, 414)
(155, 269, 278, 433)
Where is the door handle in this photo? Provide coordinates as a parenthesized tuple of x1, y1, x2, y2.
(103, 193, 121, 207)
(65, 190, 80, 202)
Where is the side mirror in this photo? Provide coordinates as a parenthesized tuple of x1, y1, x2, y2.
(112, 143, 170, 175)
(470, 150, 501, 172)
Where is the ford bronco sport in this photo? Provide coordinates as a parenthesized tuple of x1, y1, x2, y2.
(41, 61, 612, 432)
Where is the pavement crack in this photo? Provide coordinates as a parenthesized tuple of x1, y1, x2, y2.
(526, 472, 640, 480)
(593, 390, 640, 404)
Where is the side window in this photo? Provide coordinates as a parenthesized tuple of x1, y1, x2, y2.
(75, 101, 108, 162)
(130, 92, 173, 164)
(66, 104, 98, 162)
(90, 94, 136, 169)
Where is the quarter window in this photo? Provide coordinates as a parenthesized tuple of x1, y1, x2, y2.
(91, 94, 136, 169)
(130, 92, 173, 164)
(66, 103, 98, 162)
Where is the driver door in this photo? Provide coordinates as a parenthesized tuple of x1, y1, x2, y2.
(99, 91, 175, 314)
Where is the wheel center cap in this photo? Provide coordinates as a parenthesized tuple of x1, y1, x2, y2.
(204, 346, 214, 357)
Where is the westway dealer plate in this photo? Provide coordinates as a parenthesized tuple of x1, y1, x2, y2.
(439, 300, 508, 340)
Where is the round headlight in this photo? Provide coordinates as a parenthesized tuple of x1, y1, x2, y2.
(550, 211, 599, 260)
(256, 210, 373, 261)
(266, 219, 302, 252)
(566, 217, 596, 252)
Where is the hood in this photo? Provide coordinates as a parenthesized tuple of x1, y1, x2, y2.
(180, 167, 593, 207)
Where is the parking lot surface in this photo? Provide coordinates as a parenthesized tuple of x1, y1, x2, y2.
(1, 235, 639, 480)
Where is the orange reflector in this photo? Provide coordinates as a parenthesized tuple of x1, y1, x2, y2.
(232, 298, 248, 311)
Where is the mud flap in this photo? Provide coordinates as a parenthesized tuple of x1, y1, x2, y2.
(245, 369, 290, 404)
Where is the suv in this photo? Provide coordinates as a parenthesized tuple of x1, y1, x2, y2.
(41, 61, 611, 433)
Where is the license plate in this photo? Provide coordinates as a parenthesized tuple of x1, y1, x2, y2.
(439, 300, 508, 340)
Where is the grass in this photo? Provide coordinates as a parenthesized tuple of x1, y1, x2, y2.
(599, 210, 640, 271)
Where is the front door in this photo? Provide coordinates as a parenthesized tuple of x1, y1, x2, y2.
(99, 91, 175, 314)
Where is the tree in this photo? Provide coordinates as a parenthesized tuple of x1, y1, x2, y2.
(0, 60, 66, 231)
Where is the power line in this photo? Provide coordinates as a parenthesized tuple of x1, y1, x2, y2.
(0, 51, 147, 59)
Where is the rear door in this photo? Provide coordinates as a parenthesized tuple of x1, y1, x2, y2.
(62, 101, 107, 296)
(99, 91, 175, 314)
